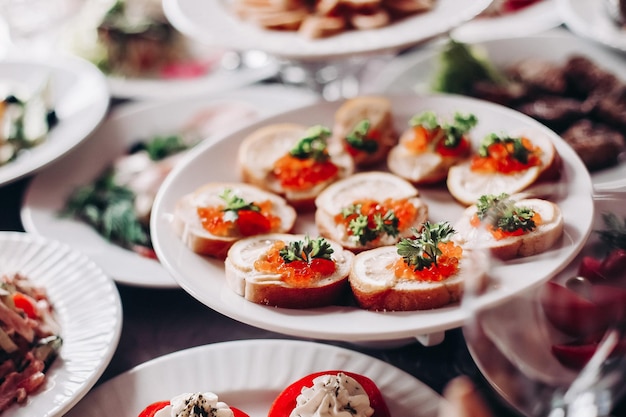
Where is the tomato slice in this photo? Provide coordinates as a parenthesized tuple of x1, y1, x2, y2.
(12, 292, 39, 319)
(268, 370, 390, 417)
(137, 400, 250, 417)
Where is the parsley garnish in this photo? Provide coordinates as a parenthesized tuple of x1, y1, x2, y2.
(289, 125, 332, 161)
(219, 189, 260, 217)
(409, 111, 477, 148)
(396, 221, 455, 271)
(345, 120, 379, 154)
(62, 170, 149, 248)
(279, 235, 334, 264)
(478, 133, 531, 163)
(342, 204, 399, 246)
(596, 213, 626, 250)
(476, 193, 536, 233)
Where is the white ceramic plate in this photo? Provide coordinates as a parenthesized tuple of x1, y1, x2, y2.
(64, 339, 442, 417)
(0, 54, 109, 186)
(0, 231, 122, 417)
(451, 0, 562, 42)
(151, 94, 593, 344)
(163, 0, 492, 61)
(366, 29, 626, 191)
(557, 0, 626, 52)
(21, 84, 319, 289)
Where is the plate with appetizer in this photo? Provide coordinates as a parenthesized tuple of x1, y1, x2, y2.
(150, 93, 593, 344)
(0, 231, 122, 417)
(64, 339, 442, 417)
(163, 0, 491, 61)
(58, 0, 280, 99)
(367, 29, 626, 192)
(450, 0, 562, 42)
(21, 84, 319, 288)
(0, 54, 109, 186)
(557, 0, 626, 53)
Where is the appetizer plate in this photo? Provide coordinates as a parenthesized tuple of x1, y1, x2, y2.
(557, 0, 626, 53)
(163, 0, 492, 61)
(0, 54, 109, 186)
(366, 28, 626, 192)
(0, 232, 122, 417)
(21, 84, 319, 289)
(64, 339, 442, 417)
(151, 94, 593, 344)
(451, 0, 562, 42)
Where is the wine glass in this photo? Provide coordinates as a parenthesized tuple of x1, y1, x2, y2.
(459, 192, 626, 417)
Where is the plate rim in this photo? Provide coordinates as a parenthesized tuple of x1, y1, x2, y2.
(557, 0, 626, 52)
(0, 53, 110, 186)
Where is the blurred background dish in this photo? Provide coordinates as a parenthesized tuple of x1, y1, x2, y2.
(162, 0, 492, 61)
(0, 54, 109, 186)
(0, 231, 122, 417)
(64, 339, 442, 417)
(150, 94, 593, 345)
(366, 29, 626, 192)
(451, 0, 562, 42)
(557, 0, 626, 52)
(21, 84, 319, 289)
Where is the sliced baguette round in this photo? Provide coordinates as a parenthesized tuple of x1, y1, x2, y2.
(314, 171, 428, 251)
(330, 96, 397, 167)
(349, 245, 483, 311)
(446, 132, 557, 206)
(238, 123, 354, 209)
(172, 182, 296, 259)
(225, 233, 355, 308)
(453, 197, 564, 261)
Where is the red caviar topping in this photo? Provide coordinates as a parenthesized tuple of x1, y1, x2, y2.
(273, 154, 339, 191)
(334, 199, 418, 233)
(254, 241, 336, 287)
(470, 212, 543, 240)
(393, 241, 463, 282)
(471, 136, 542, 174)
(403, 125, 470, 157)
(197, 200, 281, 237)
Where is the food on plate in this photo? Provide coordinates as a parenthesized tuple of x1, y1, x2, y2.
(431, 40, 626, 171)
(0, 273, 62, 413)
(62, 102, 258, 259)
(387, 110, 477, 184)
(173, 183, 297, 259)
(225, 233, 354, 308)
(453, 192, 564, 260)
(540, 212, 626, 370)
(268, 370, 390, 417)
(137, 392, 250, 417)
(315, 171, 428, 251)
(479, 0, 543, 16)
(238, 123, 354, 209)
(231, 0, 437, 39)
(349, 221, 482, 311)
(330, 96, 397, 167)
(0, 80, 57, 166)
(606, 0, 626, 26)
(72, 0, 221, 79)
(446, 131, 557, 206)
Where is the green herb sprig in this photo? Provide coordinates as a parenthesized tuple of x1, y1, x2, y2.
(478, 133, 531, 163)
(341, 204, 399, 246)
(279, 235, 334, 264)
(409, 111, 477, 149)
(345, 120, 379, 154)
(396, 221, 455, 271)
(289, 125, 332, 161)
(219, 189, 260, 217)
(476, 193, 536, 233)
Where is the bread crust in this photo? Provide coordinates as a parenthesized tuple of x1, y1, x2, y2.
(238, 123, 354, 209)
(349, 246, 483, 311)
(453, 197, 564, 260)
(172, 182, 296, 259)
(314, 171, 428, 251)
(225, 233, 355, 308)
(447, 132, 557, 206)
